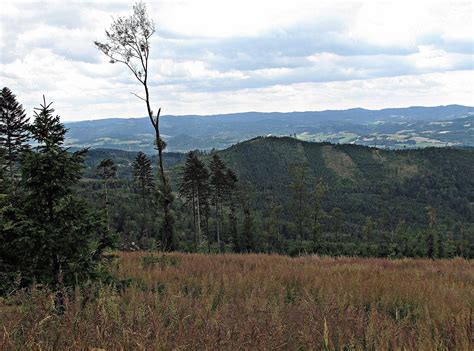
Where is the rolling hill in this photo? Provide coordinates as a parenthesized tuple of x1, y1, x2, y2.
(67, 105, 474, 152)
(84, 137, 474, 238)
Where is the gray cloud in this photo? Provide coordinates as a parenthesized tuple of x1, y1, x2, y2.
(1, 0, 473, 120)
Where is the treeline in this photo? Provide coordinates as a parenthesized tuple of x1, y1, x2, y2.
(79, 149, 473, 259)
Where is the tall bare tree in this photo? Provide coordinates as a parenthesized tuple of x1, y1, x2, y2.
(94, 1, 175, 250)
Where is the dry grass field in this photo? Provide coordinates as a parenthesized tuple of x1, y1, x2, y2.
(1, 252, 473, 350)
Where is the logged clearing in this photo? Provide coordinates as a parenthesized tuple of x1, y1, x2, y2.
(322, 146, 358, 179)
(1, 253, 473, 350)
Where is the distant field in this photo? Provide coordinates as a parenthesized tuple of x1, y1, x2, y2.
(1, 253, 473, 350)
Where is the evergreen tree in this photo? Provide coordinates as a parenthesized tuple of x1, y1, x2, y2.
(289, 163, 309, 240)
(179, 151, 210, 251)
(209, 154, 228, 251)
(312, 180, 327, 247)
(224, 169, 239, 250)
(0, 87, 30, 189)
(263, 191, 283, 253)
(0, 96, 110, 295)
(426, 206, 438, 259)
(132, 152, 154, 238)
(239, 182, 256, 252)
(330, 207, 344, 234)
(96, 158, 117, 232)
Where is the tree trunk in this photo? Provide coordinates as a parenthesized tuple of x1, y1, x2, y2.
(215, 199, 221, 252)
(104, 179, 110, 232)
(192, 186, 197, 252)
(141, 181, 147, 238)
(142, 81, 174, 250)
(196, 186, 201, 251)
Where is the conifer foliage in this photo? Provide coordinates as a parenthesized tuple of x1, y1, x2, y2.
(0, 87, 30, 186)
(0, 96, 111, 294)
(179, 151, 210, 251)
(133, 152, 154, 193)
(97, 158, 117, 232)
(132, 152, 154, 238)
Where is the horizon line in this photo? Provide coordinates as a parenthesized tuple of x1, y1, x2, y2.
(65, 103, 474, 123)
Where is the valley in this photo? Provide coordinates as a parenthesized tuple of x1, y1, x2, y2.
(65, 105, 474, 153)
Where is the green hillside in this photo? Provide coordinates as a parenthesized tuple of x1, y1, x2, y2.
(80, 137, 473, 257)
(219, 136, 473, 224)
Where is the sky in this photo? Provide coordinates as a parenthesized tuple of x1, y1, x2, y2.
(1, 0, 473, 121)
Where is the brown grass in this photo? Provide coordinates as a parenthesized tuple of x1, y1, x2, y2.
(1, 253, 473, 350)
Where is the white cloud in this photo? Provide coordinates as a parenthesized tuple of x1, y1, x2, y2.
(0, 0, 473, 121)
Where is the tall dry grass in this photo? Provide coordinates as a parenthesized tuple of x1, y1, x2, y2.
(1, 253, 473, 350)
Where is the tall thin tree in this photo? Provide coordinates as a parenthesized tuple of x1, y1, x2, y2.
(289, 163, 309, 240)
(0, 87, 30, 189)
(97, 158, 117, 232)
(209, 154, 228, 252)
(94, 1, 175, 250)
(179, 151, 210, 251)
(312, 179, 327, 245)
(132, 151, 154, 238)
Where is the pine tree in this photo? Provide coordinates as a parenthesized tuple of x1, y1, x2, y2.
(97, 158, 117, 232)
(179, 151, 210, 251)
(0, 87, 30, 188)
(132, 152, 154, 238)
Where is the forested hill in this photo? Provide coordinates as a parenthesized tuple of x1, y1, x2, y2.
(219, 136, 473, 220)
(84, 137, 473, 227)
(80, 137, 473, 256)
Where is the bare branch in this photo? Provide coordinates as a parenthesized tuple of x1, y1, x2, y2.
(130, 92, 146, 102)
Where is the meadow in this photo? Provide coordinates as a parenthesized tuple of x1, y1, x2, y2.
(1, 252, 473, 350)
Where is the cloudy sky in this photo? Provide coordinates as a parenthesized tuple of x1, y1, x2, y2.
(1, 0, 473, 121)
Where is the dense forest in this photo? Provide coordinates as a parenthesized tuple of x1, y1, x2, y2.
(78, 136, 474, 258)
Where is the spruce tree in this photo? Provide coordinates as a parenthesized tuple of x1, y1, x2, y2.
(0, 96, 110, 294)
(239, 182, 256, 252)
(0, 87, 30, 188)
(179, 151, 210, 251)
(289, 163, 309, 240)
(209, 154, 228, 251)
(132, 152, 154, 238)
(96, 158, 117, 232)
(426, 206, 438, 259)
(224, 168, 239, 250)
(312, 180, 327, 247)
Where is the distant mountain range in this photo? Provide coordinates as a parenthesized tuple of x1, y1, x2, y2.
(66, 105, 474, 152)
